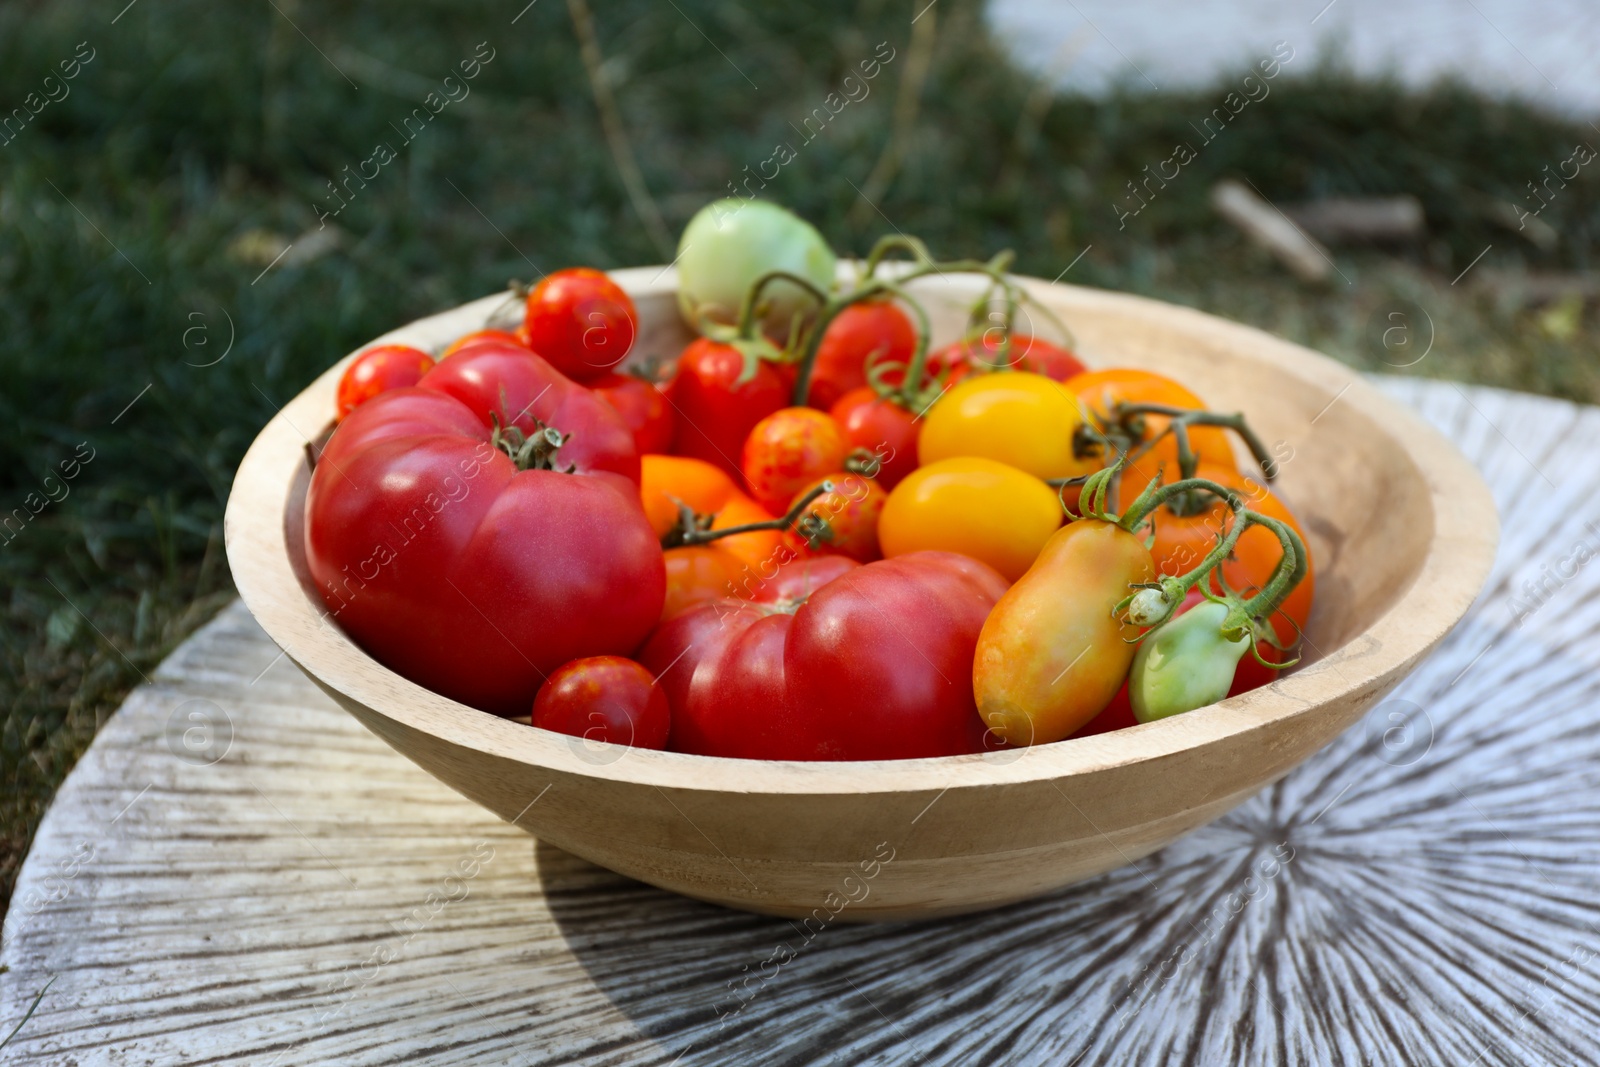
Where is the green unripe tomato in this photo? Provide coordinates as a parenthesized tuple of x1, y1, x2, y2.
(1129, 600, 1251, 723)
(676, 199, 836, 336)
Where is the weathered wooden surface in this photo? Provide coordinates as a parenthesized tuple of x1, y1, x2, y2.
(3, 377, 1598, 1065)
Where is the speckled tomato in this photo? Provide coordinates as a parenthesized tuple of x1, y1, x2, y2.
(741, 407, 849, 513)
(787, 471, 886, 563)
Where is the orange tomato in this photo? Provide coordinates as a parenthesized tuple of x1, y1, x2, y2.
(661, 545, 747, 622)
(1065, 368, 1236, 491)
(440, 329, 528, 358)
(639, 455, 784, 573)
(1145, 461, 1313, 648)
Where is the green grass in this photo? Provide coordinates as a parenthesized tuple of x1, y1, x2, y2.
(2, 0, 1598, 915)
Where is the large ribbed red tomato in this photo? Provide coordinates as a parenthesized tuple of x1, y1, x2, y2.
(637, 551, 1006, 760)
(305, 342, 664, 714)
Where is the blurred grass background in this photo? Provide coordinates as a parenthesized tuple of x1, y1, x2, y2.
(2, 0, 1597, 913)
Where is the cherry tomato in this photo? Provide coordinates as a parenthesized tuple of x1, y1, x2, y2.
(918, 371, 1099, 483)
(519, 267, 637, 382)
(335, 345, 434, 420)
(806, 299, 917, 410)
(441, 329, 527, 359)
(946, 333, 1086, 381)
(1145, 461, 1313, 649)
(306, 346, 661, 715)
(637, 551, 1006, 760)
(591, 371, 674, 455)
(742, 407, 849, 513)
(879, 457, 1062, 582)
(532, 655, 670, 750)
(829, 387, 920, 491)
(974, 518, 1155, 744)
(666, 338, 793, 480)
(661, 545, 747, 622)
(1066, 368, 1236, 490)
(881, 341, 975, 393)
(638, 455, 784, 573)
(787, 471, 885, 563)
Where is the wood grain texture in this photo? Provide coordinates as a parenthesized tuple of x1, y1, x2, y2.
(220, 270, 1497, 919)
(1, 378, 1589, 1066)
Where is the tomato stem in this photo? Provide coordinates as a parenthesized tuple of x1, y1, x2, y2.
(672, 482, 833, 547)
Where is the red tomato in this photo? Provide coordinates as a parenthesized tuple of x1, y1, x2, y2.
(637, 551, 1007, 760)
(591, 371, 674, 455)
(742, 407, 849, 513)
(335, 345, 434, 419)
(806, 299, 917, 410)
(828, 387, 920, 490)
(666, 338, 793, 480)
(306, 346, 662, 715)
(519, 268, 637, 382)
(879, 342, 974, 394)
(442, 329, 528, 359)
(787, 472, 885, 563)
(532, 656, 670, 750)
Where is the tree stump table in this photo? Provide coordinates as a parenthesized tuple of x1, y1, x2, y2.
(4, 378, 1598, 1066)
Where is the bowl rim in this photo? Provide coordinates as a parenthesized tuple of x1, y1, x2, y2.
(224, 267, 1499, 797)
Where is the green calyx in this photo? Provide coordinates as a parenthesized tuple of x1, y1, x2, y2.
(490, 414, 572, 473)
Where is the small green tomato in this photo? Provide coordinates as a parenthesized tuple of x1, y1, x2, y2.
(1128, 600, 1251, 723)
(676, 199, 836, 335)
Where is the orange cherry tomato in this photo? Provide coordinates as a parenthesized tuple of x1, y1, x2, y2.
(741, 407, 849, 514)
(1146, 461, 1314, 650)
(1065, 368, 1236, 491)
(440, 329, 527, 359)
(787, 471, 886, 563)
(661, 545, 747, 622)
(639, 456, 785, 574)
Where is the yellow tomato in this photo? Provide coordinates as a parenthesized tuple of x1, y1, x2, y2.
(917, 371, 1099, 482)
(878, 457, 1063, 582)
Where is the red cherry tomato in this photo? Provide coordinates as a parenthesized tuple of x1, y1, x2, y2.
(879, 342, 974, 394)
(306, 345, 661, 715)
(532, 656, 670, 750)
(787, 472, 885, 563)
(828, 387, 919, 491)
(637, 551, 1006, 760)
(335, 345, 434, 420)
(806, 299, 917, 410)
(666, 338, 793, 480)
(942, 333, 1086, 381)
(742, 407, 849, 513)
(591, 371, 674, 455)
(518, 268, 637, 382)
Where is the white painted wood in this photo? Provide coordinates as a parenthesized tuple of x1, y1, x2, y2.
(2, 377, 1591, 1064)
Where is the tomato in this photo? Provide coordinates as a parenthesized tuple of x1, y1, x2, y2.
(306, 345, 662, 715)
(637, 551, 1006, 760)
(829, 387, 920, 490)
(532, 656, 670, 750)
(1066, 368, 1236, 489)
(676, 199, 837, 336)
(441, 329, 527, 359)
(917, 371, 1099, 483)
(1069, 682, 1138, 738)
(878, 457, 1062, 582)
(974, 519, 1155, 744)
(666, 337, 793, 480)
(1145, 461, 1313, 648)
(638, 455, 784, 573)
(943, 333, 1086, 381)
(661, 545, 747, 622)
(1128, 601, 1251, 722)
(335, 345, 434, 420)
(806, 299, 917, 410)
(787, 471, 885, 563)
(519, 268, 637, 382)
(591, 371, 674, 455)
(742, 407, 849, 513)
(882, 341, 975, 394)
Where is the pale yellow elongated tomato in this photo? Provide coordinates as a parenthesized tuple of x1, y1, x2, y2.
(973, 519, 1154, 745)
(917, 371, 1100, 482)
(878, 457, 1063, 583)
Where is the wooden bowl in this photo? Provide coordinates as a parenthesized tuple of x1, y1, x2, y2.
(224, 268, 1497, 921)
